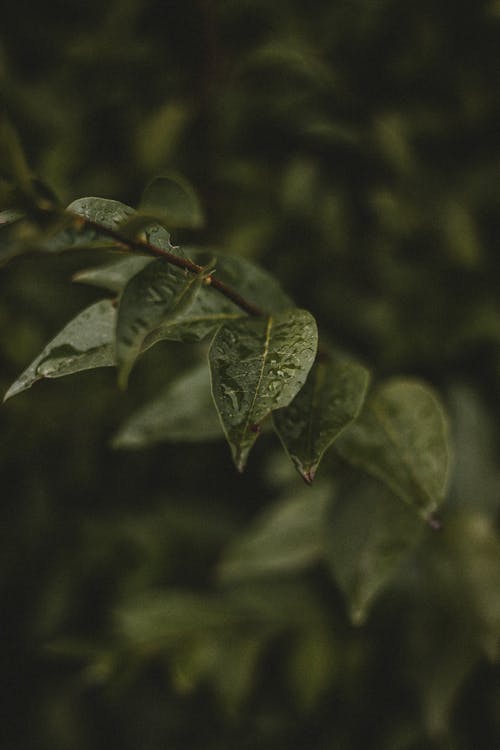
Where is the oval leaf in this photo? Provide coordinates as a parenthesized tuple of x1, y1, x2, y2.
(140, 174, 204, 229)
(325, 475, 424, 625)
(218, 482, 329, 583)
(209, 309, 318, 471)
(273, 350, 370, 483)
(336, 378, 451, 520)
(113, 363, 224, 448)
(115, 258, 208, 388)
(3, 300, 116, 401)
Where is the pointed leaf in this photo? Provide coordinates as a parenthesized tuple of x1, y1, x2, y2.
(336, 378, 450, 520)
(115, 258, 208, 388)
(325, 476, 424, 625)
(209, 309, 318, 471)
(273, 350, 370, 483)
(140, 174, 204, 229)
(217, 482, 329, 582)
(3, 300, 116, 401)
(113, 363, 223, 448)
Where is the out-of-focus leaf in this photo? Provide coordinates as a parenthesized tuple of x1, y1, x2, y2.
(217, 482, 330, 582)
(288, 625, 337, 710)
(209, 309, 318, 471)
(115, 591, 234, 646)
(3, 300, 116, 401)
(140, 174, 204, 229)
(274, 349, 370, 483)
(113, 363, 223, 449)
(446, 513, 500, 660)
(325, 476, 423, 625)
(447, 385, 500, 516)
(0, 116, 32, 195)
(211, 632, 268, 715)
(115, 258, 209, 388)
(336, 378, 450, 521)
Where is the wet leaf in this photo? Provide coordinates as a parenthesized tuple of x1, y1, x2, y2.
(325, 476, 423, 625)
(43, 197, 136, 252)
(3, 300, 116, 401)
(218, 482, 329, 582)
(113, 363, 224, 449)
(115, 258, 209, 388)
(140, 174, 204, 229)
(273, 349, 370, 483)
(336, 378, 450, 520)
(209, 309, 318, 471)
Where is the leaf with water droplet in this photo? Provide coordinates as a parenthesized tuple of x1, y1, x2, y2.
(73, 255, 155, 292)
(3, 300, 116, 401)
(336, 378, 451, 520)
(325, 475, 423, 625)
(273, 349, 370, 483)
(36, 196, 135, 253)
(209, 308, 318, 471)
(115, 258, 209, 388)
(113, 363, 224, 448)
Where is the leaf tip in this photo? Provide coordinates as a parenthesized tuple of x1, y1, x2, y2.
(426, 513, 443, 532)
(301, 467, 316, 485)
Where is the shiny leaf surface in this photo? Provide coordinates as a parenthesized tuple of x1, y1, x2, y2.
(209, 309, 318, 471)
(115, 258, 208, 388)
(3, 300, 116, 401)
(274, 350, 370, 483)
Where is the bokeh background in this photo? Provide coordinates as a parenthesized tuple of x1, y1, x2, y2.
(1, 1, 500, 748)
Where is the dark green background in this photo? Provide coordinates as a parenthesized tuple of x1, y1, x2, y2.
(1, 1, 500, 748)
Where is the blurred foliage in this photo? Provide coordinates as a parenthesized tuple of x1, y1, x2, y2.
(1, 1, 500, 748)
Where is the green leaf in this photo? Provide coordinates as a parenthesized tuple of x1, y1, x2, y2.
(3, 300, 116, 401)
(42, 197, 136, 252)
(67, 196, 136, 228)
(112, 363, 224, 449)
(115, 258, 209, 388)
(209, 309, 318, 471)
(336, 378, 450, 521)
(273, 349, 370, 483)
(325, 476, 424, 625)
(217, 482, 329, 582)
(115, 590, 234, 646)
(193, 251, 293, 314)
(73, 256, 155, 292)
(140, 174, 204, 229)
(0, 209, 24, 227)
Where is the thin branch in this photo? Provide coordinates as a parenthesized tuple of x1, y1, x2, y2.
(64, 209, 265, 318)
